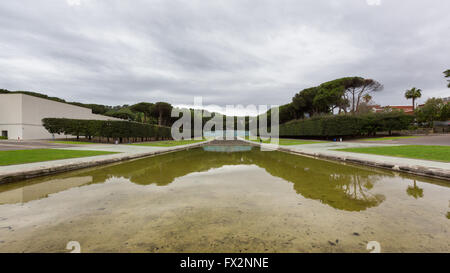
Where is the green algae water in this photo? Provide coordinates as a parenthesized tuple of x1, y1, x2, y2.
(0, 146, 449, 252)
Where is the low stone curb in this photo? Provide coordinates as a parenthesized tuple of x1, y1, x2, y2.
(0, 140, 212, 184)
(279, 148, 450, 181)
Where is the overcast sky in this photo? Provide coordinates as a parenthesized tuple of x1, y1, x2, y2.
(0, 0, 449, 115)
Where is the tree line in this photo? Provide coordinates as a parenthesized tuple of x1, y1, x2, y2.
(274, 71, 449, 129)
(42, 118, 171, 143)
(271, 77, 384, 124)
(279, 112, 414, 138)
(5, 68, 450, 138)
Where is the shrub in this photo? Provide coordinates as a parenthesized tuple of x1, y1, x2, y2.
(42, 118, 171, 142)
(415, 98, 449, 127)
(279, 112, 413, 138)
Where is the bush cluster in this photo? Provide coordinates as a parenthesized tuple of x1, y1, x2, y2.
(42, 118, 171, 142)
(279, 112, 414, 138)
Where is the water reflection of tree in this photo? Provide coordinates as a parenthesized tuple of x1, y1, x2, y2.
(250, 151, 386, 212)
(341, 175, 385, 210)
(83, 148, 252, 186)
(406, 180, 424, 199)
(32, 147, 388, 212)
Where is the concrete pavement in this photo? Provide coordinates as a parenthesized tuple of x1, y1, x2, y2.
(0, 140, 75, 151)
(354, 134, 450, 146)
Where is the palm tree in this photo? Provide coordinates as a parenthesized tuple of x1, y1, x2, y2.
(444, 69, 450, 88)
(404, 87, 422, 111)
(406, 180, 424, 199)
(362, 94, 372, 104)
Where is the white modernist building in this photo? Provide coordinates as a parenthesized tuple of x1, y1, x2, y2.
(0, 93, 120, 140)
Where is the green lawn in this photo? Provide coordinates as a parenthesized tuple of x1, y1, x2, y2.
(336, 145, 450, 162)
(0, 149, 117, 166)
(131, 139, 206, 147)
(48, 141, 97, 145)
(245, 137, 324, 146)
(359, 136, 419, 141)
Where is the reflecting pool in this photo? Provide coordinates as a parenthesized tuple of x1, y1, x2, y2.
(0, 146, 449, 252)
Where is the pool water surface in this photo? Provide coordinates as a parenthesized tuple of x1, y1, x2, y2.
(0, 146, 448, 252)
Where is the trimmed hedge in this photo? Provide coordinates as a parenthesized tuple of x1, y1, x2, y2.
(280, 112, 414, 138)
(42, 118, 171, 142)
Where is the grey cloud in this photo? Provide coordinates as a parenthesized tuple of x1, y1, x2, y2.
(0, 0, 449, 109)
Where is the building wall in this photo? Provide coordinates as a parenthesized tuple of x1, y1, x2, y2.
(0, 125, 23, 140)
(0, 94, 22, 124)
(21, 93, 93, 125)
(0, 94, 23, 139)
(0, 93, 120, 140)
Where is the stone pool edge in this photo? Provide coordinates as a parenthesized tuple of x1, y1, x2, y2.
(0, 140, 213, 184)
(239, 139, 450, 182)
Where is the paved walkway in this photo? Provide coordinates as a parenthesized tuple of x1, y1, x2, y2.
(354, 134, 450, 146)
(0, 140, 75, 151)
(0, 140, 212, 184)
(239, 139, 450, 181)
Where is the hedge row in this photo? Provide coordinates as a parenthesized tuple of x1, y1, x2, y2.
(279, 112, 414, 138)
(42, 118, 171, 142)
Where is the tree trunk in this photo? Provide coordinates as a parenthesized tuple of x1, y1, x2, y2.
(412, 98, 415, 111)
(352, 89, 356, 114)
(355, 86, 367, 114)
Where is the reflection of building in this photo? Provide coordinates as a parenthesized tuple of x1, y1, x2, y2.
(0, 176, 93, 204)
(0, 94, 119, 140)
